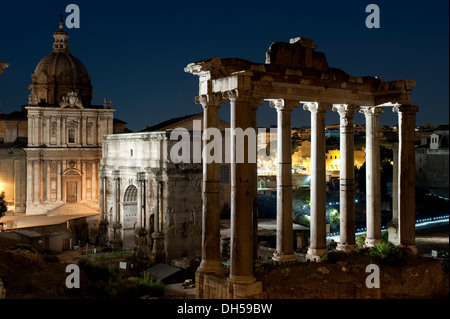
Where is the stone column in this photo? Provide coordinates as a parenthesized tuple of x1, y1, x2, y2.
(92, 161, 98, 201)
(155, 181, 160, 232)
(26, 160, 33, 206)
(46, 161, 51, 202)
(56, 117, 61, 146)
(225, 89, 257, 284)
(136, 174, 143, 229)
(304, 102, 330, 261)
(333, 104, 358, 252)
(250, 103, 260, 268)
(99, 174, 105, 221)
(98, 174, 108, 246)
(56, 161, 61, 201)
(33, 160, 40, 204)
(388, 142, 399, 244)
(112, 171, 119, 224)
(394, 105, 419, 254)
(151, 180, 165, 263)
(361, 106, 384, 246)
(270, 99, 298, 262)
(61, 117, 66, 145)
(81, 161, 86, 201)
(111, 170, 122, 248)
(196, 93, 225, 275)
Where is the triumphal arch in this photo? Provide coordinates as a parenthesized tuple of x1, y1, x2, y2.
(185, 37, 417, 299)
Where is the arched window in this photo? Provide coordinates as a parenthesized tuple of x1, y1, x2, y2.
(123, 185, 138, 203)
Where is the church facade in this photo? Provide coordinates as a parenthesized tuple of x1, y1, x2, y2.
(0, 21, 124, 215)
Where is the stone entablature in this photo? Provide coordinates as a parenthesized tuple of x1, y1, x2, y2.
(185, 38, 414, 107)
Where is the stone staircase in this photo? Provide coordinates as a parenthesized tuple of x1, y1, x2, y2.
(47, 203, 99, 216)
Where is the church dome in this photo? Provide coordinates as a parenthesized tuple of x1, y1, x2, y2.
(28, 21, 93, 107)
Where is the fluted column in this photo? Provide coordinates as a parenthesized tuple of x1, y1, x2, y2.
(304, 102, 330, 261)
(270, 99, 298, 262)
(250, 103, 259, 268)
(361, 106, 384, 246)
(388, 142, 399, 244)
(46, 161, 51, 202)
(196, 93, 225, 275)
(26, 160, 33, 206)
(56, 161, 61, 201)
(333, 104, 358, 252)
(33, 160, 40, 204)
(392, 142, 399, 223)
(99, 175, 105, 221)
(81, 161, 86, 201)
(136, 176, 142, 229)
(112, 170, 119, 224)
(225, 89, 258, 284)
(394, 105, 419, 254)
(92, 161, 98, 201)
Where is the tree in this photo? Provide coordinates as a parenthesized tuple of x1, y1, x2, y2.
(327, 208, 340, 233)
(0, 192, 7, 218)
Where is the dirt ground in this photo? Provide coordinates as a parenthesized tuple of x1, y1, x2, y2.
(256, 223, 449, 299)
(256, 251, 448, 299)
(0, 223, 448, 299)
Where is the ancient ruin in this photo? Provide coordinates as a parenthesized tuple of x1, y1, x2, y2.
(185, 37, 417, 298)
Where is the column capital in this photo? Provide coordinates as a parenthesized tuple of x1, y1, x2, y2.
(392, 105, 419, 114)
(195, 93, 226, 108)
(112, 170, 120, 180)
(268, 99, 299, 112)
(302, 101, 332, 113)
(333, 104, 358, 130)
(137, 172, 146, 182)
(332, 104, 359, 116)
(360, 106, 384, 116)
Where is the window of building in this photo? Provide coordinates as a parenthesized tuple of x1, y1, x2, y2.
(220, 165, 229, 184)
(68, 129, 75, 144)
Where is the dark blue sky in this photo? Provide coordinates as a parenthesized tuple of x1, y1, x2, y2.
(0, 0, 448, 131)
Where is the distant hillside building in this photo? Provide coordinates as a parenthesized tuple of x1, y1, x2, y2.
(415, 124, 449, 197)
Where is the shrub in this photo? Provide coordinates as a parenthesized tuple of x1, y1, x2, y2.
(77, 259, 164, 299)
(320, 251, 343, 264)
(296, 214, 310, 227)
(11, 243, 37, 254)
(382, 230, 389, 243)
(107, 276, 164, 299)
(356, 233, 367, 248)
(78, 259, 122, 282)
(369, 242, 396, 259)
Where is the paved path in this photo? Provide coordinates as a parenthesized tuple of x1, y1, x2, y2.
(0, 204, 98, 229)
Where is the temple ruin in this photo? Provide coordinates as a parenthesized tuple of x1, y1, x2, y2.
(185, 37, 417, 299)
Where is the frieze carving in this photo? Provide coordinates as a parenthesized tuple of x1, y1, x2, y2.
(60, 91, 83, 109)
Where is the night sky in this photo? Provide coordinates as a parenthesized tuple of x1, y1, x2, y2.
(0, 0, 448, 131)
